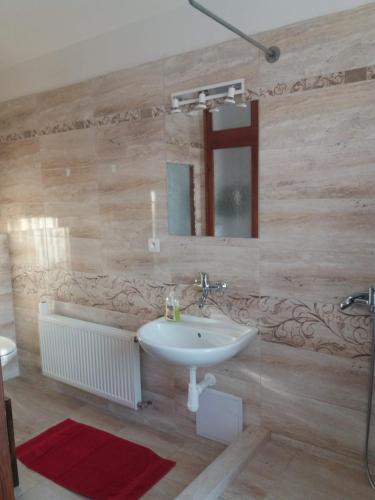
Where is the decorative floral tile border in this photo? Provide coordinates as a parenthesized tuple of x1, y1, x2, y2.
(0, 66, 374, 145)
(12, 266, 371, 360)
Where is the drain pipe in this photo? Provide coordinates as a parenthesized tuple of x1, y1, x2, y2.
(188, 367, 216, 412)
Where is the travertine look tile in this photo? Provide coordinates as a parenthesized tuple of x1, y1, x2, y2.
(0, 139, 41, 205)
(177, 427, 269, 500)
(8, 232, 49, 268)
(162, 237, 260, 293)
(221, 440, 296, 500)
(43, 162, 100, 240)
(13, 306, 39, 354)
(260, 198, 375, 253)
(0, 203, 45, 234)
(260, 81, 375, 150)
(260, 145, 375, 201)
(261, 381, 366, 457)
(47, 236, 102, 274)
(259, 297, 371, 358)
(260, 245, 375, 303)
(40, 128, 96, 169)
(163, 37, 258, 98)
(165, 112, 203, 148)
(0, 94, 37, 137)
(36, 79, 94, 132)
(94, 115, 164, 161)
(0, 234, 18, 378)
(261, 342, 368, 412)
(0, 292, 15, 325)
(92, 61, 164, 117)
(254, 4, 375, 89)
(264, 451, 373, 500)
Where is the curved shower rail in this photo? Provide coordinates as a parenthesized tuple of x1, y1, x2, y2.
(188, 0, 280, 63)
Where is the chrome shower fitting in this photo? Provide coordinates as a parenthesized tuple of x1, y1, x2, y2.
(340, 287, 375, 313)
(188, 0, 280, 63)
(339, 286, 375, 491)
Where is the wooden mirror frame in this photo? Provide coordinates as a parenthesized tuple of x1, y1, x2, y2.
(203, 100, 259, 238)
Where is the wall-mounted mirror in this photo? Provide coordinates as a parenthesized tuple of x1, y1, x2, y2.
(166, 101, 258, 238)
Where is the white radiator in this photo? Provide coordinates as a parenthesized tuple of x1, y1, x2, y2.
(38, 303, 142, 410)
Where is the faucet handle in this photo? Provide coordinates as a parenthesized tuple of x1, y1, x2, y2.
(194, 272, 208, 287)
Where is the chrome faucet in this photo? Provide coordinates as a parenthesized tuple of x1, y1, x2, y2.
(194, 272, 228, 309)
(340, 287, 375, 313)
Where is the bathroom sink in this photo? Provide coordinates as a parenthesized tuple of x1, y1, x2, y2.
(0, 337, 17, 367)
(137, 315, 258, 367)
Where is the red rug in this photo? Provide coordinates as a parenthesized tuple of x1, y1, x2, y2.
(17, 419, 175, 500)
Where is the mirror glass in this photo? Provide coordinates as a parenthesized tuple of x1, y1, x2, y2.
(165, 102, 258, 238)
(212, 103, 251, 131)
(213, 147, 251, 237)
(167, 163, 195, 236)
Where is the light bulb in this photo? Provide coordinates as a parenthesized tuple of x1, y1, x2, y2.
(171, 97, 181, 113)
(195, 92, 207, 110)
(224, 86, 236, 105)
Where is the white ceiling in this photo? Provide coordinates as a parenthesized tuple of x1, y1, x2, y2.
(0, 0, 186, 69)
(0, 0, 373, 102)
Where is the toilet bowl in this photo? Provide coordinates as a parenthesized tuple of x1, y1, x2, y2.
(0, 337, 17, 367)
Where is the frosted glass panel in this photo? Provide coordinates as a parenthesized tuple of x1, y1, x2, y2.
(213, 147, 251, 238)
(212, 103, 251, 131)
(167, 163, 194, 236)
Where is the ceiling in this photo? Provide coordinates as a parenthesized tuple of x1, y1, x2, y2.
(0, 0, 372, 102)
(0, 0, 186, 69)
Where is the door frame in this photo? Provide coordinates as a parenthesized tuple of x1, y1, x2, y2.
(0, 365, 14, 500)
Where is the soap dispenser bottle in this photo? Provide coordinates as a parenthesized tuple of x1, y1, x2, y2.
(165, 291, 176, 321)
(165, 290, 180, 321)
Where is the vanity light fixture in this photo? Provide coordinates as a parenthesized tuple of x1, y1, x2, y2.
(171, 97, 181, 113)
(171, 79, 244, 114)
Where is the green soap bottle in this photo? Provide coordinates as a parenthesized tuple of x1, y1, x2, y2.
(165, 291, 181, 322)
(174, 299, 180, 322)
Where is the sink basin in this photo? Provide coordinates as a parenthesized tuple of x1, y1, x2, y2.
(0, 336, 17, 367)
(137, 315, 258, 367)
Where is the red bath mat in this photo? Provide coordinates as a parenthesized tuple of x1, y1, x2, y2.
(17, 418, 175, 500)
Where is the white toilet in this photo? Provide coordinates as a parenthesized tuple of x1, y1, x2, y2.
(0, 337, 17, 367)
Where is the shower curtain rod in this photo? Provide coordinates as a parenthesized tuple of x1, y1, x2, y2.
(188, 0, 280, 63)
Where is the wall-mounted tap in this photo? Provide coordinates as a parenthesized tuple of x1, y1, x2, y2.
(194, 272, 228, 309)
(340, 287, 375, 313)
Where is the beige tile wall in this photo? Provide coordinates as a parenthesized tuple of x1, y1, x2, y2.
(0, 4, 375, 457)
(0, 234, 19, 379)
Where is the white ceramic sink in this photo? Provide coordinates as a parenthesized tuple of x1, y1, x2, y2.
(137, 315, 258, 368)
(0, 337, 17, 367)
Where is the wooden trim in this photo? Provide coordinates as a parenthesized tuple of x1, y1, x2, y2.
(209, 127, 258, 149)
(203, 108, 214, 236)
(0, 367, 15, 500)
(251, 101, 259, 238)
(203, 101, 259, 238)
(5, 399, 18, 488)
(189, 166, 196, 236)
